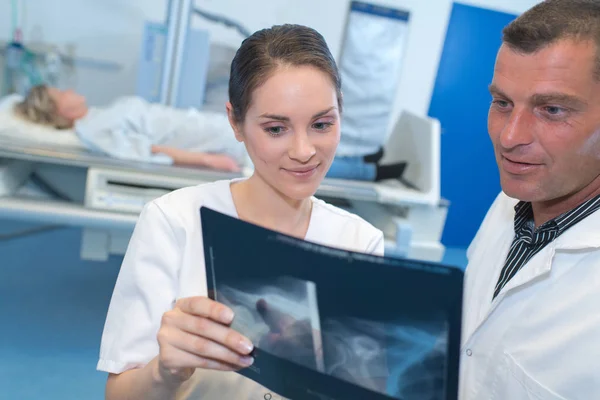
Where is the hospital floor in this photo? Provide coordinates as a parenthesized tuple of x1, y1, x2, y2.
(0, 219, 468, 400)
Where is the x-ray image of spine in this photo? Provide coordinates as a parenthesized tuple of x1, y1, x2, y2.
(321, 317, 448, 400)
(216, 276, 323, 371)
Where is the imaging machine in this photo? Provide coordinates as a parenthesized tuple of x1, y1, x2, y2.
(0, 0, 448, 263)
(0, 106, 447, 263)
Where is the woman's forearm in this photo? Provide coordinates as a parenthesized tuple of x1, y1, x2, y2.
(105, 357, 186, 400)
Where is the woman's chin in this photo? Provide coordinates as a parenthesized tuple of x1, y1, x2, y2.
(280, 181, 321, 201)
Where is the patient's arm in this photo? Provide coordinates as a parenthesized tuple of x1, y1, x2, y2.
(151, 145, 241, 172)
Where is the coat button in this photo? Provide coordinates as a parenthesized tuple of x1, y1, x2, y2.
(466, 349, 473, 356)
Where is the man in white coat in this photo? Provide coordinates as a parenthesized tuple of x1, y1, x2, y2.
(459, 1, 600, 399)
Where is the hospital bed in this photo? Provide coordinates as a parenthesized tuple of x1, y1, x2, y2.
(0, 109, 448, 263)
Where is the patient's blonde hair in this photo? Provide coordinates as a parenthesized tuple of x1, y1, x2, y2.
(13, 84, 71, 129)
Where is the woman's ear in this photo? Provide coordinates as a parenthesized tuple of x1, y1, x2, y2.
(226, 102, 244, 142)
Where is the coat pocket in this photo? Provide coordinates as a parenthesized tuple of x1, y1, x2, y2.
(504, 352, 567, 400)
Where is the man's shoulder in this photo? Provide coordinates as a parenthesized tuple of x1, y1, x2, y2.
(466, 191, 519, 257)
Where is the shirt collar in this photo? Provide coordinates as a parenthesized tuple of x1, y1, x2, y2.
(513, 201, 557, 245)
(513, 195, 600, 242)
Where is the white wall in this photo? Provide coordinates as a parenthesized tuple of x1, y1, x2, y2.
(0, 0, 542, 127)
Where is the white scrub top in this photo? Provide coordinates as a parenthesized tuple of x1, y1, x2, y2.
(459, 192, 600, 400)
(97, 178, 384, 400)
(75, 97, 250, 167)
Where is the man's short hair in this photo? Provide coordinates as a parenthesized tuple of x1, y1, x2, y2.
(503, 0, 600, 79)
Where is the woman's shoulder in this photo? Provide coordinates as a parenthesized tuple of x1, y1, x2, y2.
(148, 179, 237, 226)
(309, 196, 384, 251)
(311, 196, 374, 223)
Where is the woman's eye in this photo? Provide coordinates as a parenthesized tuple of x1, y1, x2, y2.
(313, 122, 333, 131)
(265, 126, 284, 136)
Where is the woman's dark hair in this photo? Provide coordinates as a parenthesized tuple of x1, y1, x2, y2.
(228, 24, 342, 123)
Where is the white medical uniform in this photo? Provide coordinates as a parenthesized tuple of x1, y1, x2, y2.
(97, 178, 384, 400)
(75, 97, 250, 167)
(459, 192, 600, 400)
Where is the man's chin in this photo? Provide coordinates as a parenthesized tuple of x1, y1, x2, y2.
(501, 184, 540, 203)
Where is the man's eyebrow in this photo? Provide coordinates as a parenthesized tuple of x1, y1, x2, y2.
(488, 84, 508, 97)
(530, 92, 587, 108)
(489, 84, 587, 108)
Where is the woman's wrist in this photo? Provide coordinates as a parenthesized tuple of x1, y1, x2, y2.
(151, 358, 194, 388)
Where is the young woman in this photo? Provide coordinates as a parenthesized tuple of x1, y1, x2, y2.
(12, 85, 247, 172)
(98, 24, 384, 400)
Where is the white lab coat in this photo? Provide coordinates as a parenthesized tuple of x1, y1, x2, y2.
(459, 192, 600, 400)
(97, 178, 384, 399)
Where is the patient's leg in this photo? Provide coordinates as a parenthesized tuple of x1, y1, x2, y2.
(326, 156, 377, 180)
(151, 145, 241, 172)
(326, 156, 406, 182)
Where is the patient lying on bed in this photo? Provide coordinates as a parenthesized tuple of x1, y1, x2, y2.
(10, 85, 249, 172)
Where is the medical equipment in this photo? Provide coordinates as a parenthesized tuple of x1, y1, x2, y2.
(1, 0, 122, 95)
(337, 1, 411, 157)
(1, 33, 45, 97)
(139, 0, 250, 109)
(2, 1, 50, 95)
(137, 21, 210, 109)
(0, 107, 447, 262)
(0, 158, 33, 196)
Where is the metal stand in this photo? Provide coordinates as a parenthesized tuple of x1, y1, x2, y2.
(159, 0, 194, 106)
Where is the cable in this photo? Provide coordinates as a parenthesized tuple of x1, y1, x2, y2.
(11, 0, 18, 38)
(29, 172, 73, 202)
(193, 7, 251, 38)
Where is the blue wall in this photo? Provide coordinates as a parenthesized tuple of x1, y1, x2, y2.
(428, 2, 517, 248)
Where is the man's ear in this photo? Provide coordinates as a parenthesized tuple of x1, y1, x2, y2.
(226, 102, 244, 142)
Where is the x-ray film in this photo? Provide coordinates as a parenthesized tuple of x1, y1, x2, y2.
(201, 207, 463, 400)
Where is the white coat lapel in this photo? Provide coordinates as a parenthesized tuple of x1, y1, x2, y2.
(493, 244, 555, 302)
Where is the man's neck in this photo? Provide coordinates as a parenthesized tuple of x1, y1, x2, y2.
(532, 175, 600, 227)
(231, 175, 312, 238)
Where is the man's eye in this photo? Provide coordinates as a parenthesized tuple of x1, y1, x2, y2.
(492, 100, 510, 108)
(545, 106, 565, 115)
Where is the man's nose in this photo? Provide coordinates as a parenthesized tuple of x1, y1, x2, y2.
(499, 107, 535, 149)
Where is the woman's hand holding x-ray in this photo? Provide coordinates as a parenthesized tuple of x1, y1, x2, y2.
(155, 296, 255, 384)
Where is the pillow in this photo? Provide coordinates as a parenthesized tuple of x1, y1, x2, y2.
(0, 96, 85, 150)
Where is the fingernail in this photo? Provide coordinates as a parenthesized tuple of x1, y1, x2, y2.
(220, 307, 234, 324)
(240, 356, 254, 366)
(238, 339, 254, 354)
